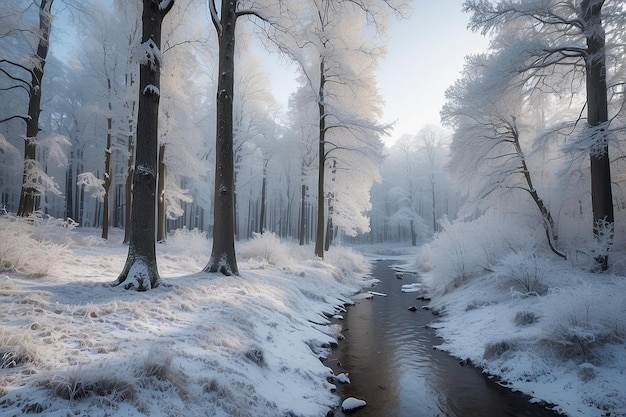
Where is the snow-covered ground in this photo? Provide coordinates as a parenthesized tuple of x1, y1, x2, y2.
(0, 215, 375, 417)
(407, 236, 626, 417)
(2, 215, 625, 417)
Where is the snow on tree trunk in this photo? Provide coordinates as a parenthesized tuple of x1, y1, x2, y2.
(124, 124, 135, 244)
(102, 101, 113, 240)
(582, 0, 613, 270)
(114, 0, 174, 290)
(204, 0, 239, 276)
(17, 0, 54, 217)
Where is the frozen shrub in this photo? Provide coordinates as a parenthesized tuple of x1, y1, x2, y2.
(238, 232, 288, 267)
(41, 365, 136, 402)
(0, 332, 39, 368)
(494, 252, 549, 295)
(325, 246, 371, 275)
(483, 341, 512, 359)
(540, 283, 626, 362)
(423, 212, 542, 294)
(163, 227, 210, 263)
(577, 364, 597, 382)
(514, 311, 539, 326)
(0, 214, 69, 277)
(138, 346, 187, 399)
(243, 347, 266, 367)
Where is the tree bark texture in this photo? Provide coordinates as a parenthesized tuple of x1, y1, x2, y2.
(123, 124, 134, 244)
(157, 143, 166, 242)
(204, 0, 239, 275)
(115, 0, 173, 290)
(259, 159, 268, 233)
(17, 0, 54, 217)
(299, 180, 307, 246)
(314, 60, 327, 258)
(581, 0, 613, 270)
(102, 112, 112, 240)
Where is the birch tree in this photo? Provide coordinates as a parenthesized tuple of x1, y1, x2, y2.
(114, 0, 174, 290)
(463, 0, 625, 268)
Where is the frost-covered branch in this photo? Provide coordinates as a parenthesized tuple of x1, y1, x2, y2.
(77, 172, 105, 202)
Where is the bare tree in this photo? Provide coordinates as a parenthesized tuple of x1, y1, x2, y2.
(114, 0, 174, 290)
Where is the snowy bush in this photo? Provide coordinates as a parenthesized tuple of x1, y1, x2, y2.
(571, 219, 614, 271)
(493, 252, 549, 295)
(422, 213, 542, 293)
(137, 345, 187, 399)
(238, 232, 289, 267)
(540, 282, 626, 361)
(0, 332, 39, 368)
(41, 364, 136, 402)
(324, 246, 372, 276)
(0, 214, 69, 276)
(514, 311, 538, 326)
(164, 227, 210, 263)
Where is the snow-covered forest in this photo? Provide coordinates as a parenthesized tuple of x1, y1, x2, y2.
(1, 0, 626, 416)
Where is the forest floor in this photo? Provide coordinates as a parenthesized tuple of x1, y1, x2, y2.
(0, 218, 373, 417)
(1, 216, 624, 417)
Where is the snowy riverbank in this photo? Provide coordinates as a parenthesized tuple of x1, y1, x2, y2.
(354, 241, 626, 417)
(408, 245, 626, 417)
(0, 217, 374, 417)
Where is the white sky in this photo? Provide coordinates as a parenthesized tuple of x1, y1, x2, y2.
(263, 1, 491, 145)
(377, 2, 490, 143)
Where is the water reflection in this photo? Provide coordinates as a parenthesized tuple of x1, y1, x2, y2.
(328, 261, 561, 417)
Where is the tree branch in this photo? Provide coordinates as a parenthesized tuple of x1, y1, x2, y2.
(208, 0, 222, 33)
(0, 114, 30, 125)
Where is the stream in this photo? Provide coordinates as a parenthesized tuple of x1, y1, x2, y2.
(327, 260, 562, 417)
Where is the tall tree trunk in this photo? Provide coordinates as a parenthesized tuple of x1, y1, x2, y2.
(114, 0, 174, 290)
(123, 44, 137, 244)
(582, 0, 613, 270)
(17, 0, 54, 217)
(324, 214, 333, 251)
(430, 174, 436, 232)
(258, 159, 268, 233)
(157, 143, 166, 242)
(314, 60, 327, 258)
(102, 111, 112, 240)
(204, 0, 238, 275)
(324, 160, 336, 251)
(123, 121, 134, 243)
(65, 147, 74, 221)
(299, 179, 307, 246)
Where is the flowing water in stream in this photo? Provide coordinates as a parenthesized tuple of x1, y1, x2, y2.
(327, 260, 562, 417)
